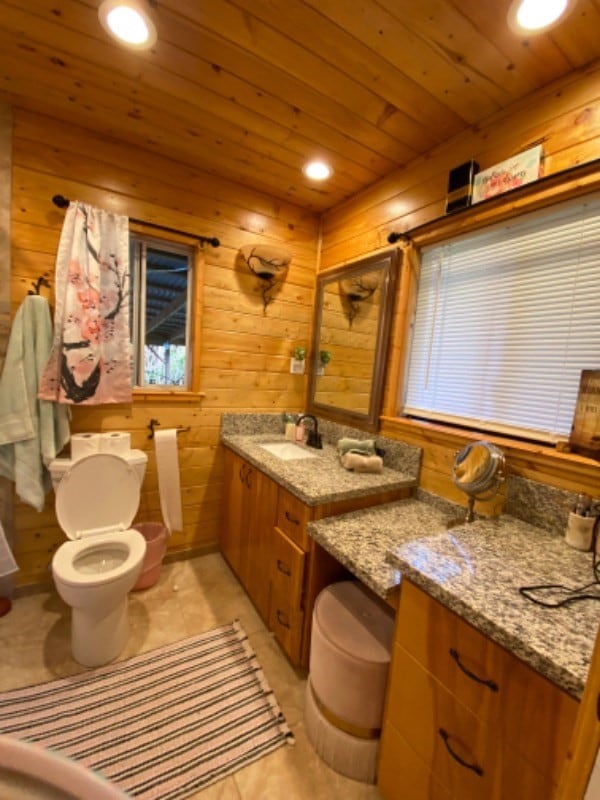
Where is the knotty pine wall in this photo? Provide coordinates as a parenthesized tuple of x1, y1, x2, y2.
(9, 108, 319, 585)
(320, 60, 600, 508)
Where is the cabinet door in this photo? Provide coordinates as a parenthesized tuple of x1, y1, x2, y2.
(269, 528, 306, 665)
(220, 449, 250, 583)
(245, 466, 278, 621)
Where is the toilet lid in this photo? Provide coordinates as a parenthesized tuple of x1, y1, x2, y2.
(55, 454, 140, 540)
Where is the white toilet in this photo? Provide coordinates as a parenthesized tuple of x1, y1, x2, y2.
(49, 451, 148, 667)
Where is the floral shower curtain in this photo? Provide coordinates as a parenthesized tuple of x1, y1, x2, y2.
(38, 201, 132, 405)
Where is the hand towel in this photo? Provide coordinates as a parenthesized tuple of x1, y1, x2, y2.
(337, 438, 376, 457)
(340, 452, 383, 474)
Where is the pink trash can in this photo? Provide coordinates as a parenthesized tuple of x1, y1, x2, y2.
(132, 522, 167, 591)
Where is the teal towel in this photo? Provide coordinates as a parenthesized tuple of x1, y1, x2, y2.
(0, 296, 71, 511)
(337, 437, 376, 456)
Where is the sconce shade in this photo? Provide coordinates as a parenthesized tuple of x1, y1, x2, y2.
(239, 244, 292, 312)
(339, 270, 381, 327)
(240, 244, 291, 280)
(339, 271, 380, 302)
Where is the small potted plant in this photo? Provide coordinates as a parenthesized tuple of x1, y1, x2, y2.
(291, 346, 307, 374)
(318, 350, 332, 375)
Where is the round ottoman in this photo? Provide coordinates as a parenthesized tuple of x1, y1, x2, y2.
(305, 581, 394, 783)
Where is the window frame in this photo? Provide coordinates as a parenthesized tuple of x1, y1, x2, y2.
(129, 225, 205, 398)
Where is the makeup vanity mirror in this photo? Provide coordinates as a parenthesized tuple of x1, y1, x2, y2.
(306, 250, 399, 431)
(450, 441, 505, 524)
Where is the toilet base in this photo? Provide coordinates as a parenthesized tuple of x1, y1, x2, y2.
(71, 598, 129, 667)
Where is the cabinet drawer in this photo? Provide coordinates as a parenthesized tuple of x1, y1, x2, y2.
(269, 589, 305, 665)
(388, 643, 562, 799)
(378, 721, 452, 800)
(276, 487, 310, 549)
(270, 527, 306, 605)
(397, 581, 504, 720)
(396, 580, 577, 783)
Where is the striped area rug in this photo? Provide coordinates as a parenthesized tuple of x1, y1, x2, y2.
(0, 621, 293, 799)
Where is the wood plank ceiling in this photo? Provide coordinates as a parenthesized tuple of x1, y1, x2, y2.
(0, 0, 599, 212)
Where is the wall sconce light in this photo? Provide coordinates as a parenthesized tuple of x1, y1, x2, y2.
(339, 272, 380, 327)
(239, 244, 291, 313)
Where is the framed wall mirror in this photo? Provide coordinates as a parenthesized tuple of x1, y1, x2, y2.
(307, 249, 399, 431)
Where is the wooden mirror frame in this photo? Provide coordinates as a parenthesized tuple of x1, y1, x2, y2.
(306, 249, 399, 431)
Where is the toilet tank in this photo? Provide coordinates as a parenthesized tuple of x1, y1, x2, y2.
(48, 450, 148, 491)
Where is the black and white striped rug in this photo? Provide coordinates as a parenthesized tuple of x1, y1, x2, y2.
(0, 621, 293, 799)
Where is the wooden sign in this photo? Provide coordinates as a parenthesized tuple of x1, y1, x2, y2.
(569, 370, 600, 460)
(472, 145, 542, 204)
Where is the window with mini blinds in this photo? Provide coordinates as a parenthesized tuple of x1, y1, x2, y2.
(402, 191, 600, 443)
(129, 234, 194, 389)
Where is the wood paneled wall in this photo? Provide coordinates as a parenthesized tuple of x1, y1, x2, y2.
(6, 58, 600, 585)
(10, 108, 319, 585)
(320, 61, 600, 505)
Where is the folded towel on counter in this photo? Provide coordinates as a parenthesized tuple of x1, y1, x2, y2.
(337, 437, 376, 456)
(340, 452, 383, 474)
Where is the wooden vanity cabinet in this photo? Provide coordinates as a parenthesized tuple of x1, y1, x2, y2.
(221, 446, 411, 668)
(378, 580, 579, 800)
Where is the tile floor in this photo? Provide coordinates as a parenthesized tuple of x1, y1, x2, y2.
(0, 553, 382, 800)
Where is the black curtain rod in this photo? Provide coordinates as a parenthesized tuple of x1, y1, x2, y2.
(51, 195, 220, 248)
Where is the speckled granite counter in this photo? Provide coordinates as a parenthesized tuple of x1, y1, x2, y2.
(220, 429, 420, 506)
(308, 496, 598, 698)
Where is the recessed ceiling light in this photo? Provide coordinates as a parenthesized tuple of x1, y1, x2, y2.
(303, 160, 333, 181)
(99, 0, 157, 49)
(507, 0, 573, 34)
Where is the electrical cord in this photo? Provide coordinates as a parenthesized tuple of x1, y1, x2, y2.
(519, 518, 600, 608)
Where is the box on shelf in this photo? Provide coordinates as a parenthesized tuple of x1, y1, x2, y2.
(445, 160, 479, 214)
(472, 145, 543, 204)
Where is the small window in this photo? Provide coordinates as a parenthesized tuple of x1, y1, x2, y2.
(402, 192, 600, 442)
(129, 234, 194, 389)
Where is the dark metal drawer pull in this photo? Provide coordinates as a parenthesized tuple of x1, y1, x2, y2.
(449, 648, 499, 692)
(276, 610, 290, 629)
(439, 728, 484, 777)
(284, 510, 300, 525)
(277, 559, 291, 576)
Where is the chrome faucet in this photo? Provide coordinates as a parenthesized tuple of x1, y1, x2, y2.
(297, 414, 322, 449)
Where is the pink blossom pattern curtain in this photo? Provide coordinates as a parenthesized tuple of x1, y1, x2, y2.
(38, 201, 132, 404)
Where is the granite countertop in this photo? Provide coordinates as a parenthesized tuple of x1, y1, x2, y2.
(221, 432, 418, 506)
(308, 497, 599, 698)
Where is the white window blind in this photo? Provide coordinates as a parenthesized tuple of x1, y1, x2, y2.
(403, 192, 600, 442)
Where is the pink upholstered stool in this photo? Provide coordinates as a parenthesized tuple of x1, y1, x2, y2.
(305, 581, 394, 783)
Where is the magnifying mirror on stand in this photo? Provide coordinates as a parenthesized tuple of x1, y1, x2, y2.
(449, 441, 506, 526)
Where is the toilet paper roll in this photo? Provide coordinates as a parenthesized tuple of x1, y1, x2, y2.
(154, 429, 183, 535)
(71, 433, 102, 461)
(100, 431, 131, 455)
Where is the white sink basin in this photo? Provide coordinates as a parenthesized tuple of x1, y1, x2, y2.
(259, 441, 318, 461)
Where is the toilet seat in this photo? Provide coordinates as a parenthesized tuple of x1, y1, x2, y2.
(53, 454, 145, 587)
(52, 530, 146, 587)
(55, 454, 140, 540)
